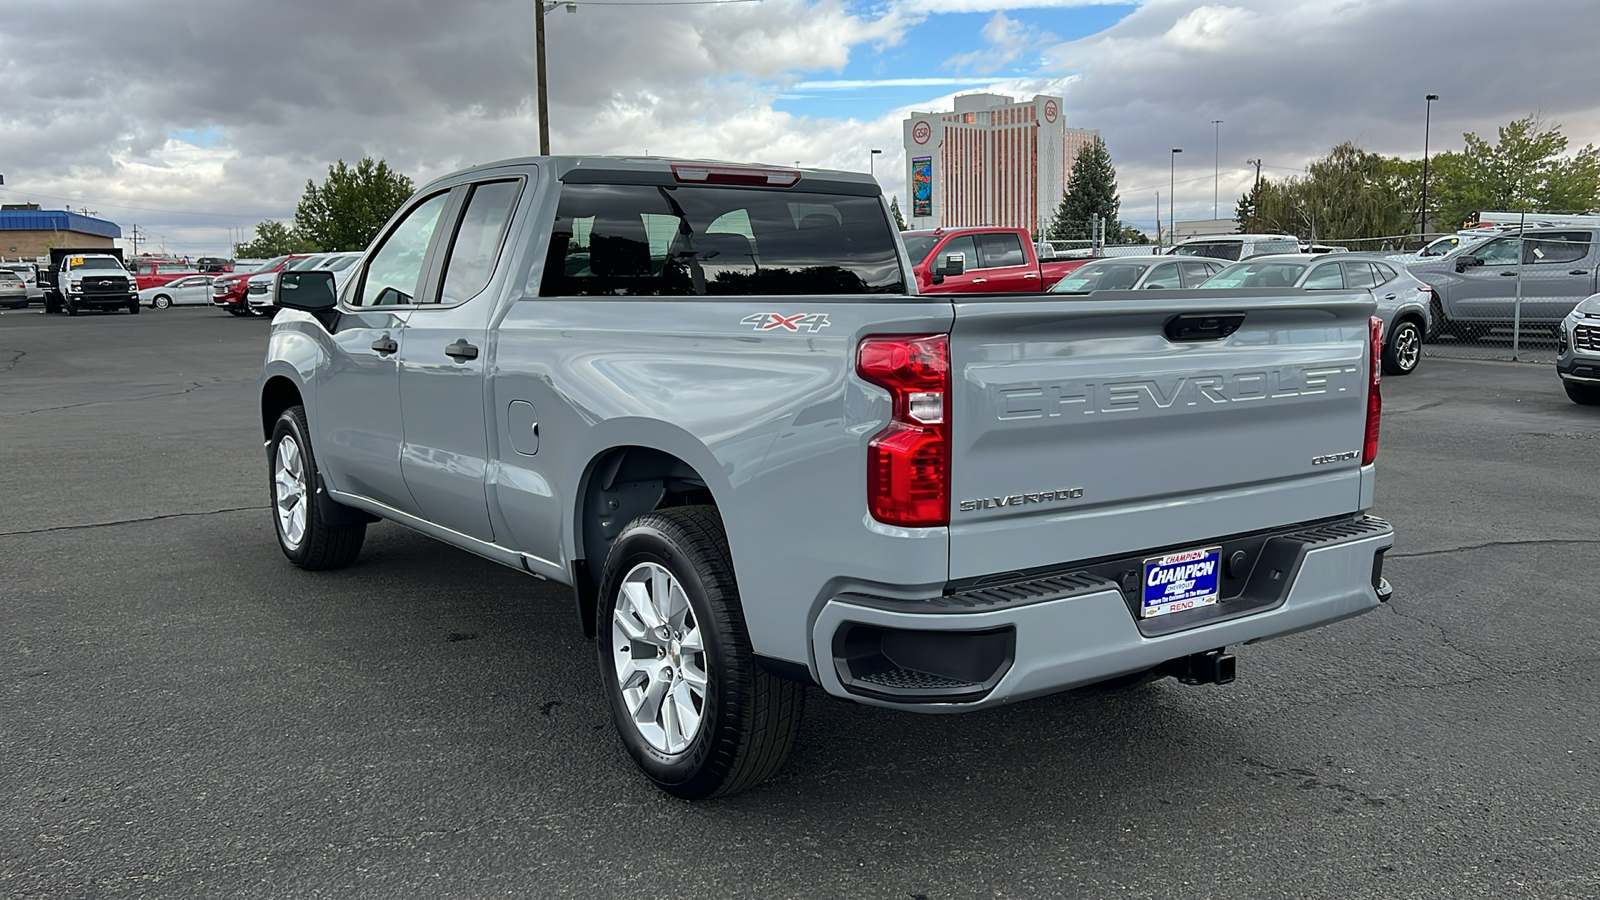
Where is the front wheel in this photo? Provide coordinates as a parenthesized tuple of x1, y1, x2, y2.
(152, 294, 171, 310)
(1383, 319, 1422, 375)
(269, 405, 366, 569)
(598, 506, 803, 800)
(127, 301, 140, 314)
(66, 299, 78, 316)
(1564, 380, 1600, 406)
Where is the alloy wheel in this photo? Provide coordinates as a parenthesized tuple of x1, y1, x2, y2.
(274, 434, 308, 549)
(611, 562, 708, 755)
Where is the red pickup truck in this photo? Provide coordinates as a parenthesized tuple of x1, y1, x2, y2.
(902, 227, 1089, 293)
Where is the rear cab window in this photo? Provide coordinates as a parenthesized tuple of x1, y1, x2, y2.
(540, 183, 905, 296)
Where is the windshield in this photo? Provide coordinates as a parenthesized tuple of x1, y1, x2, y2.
(255, 255, 291, 272)
(1200, 261, 1308, 288)
(288, 256, 329, 271)
(902, 235, 939, 265)
(1172, 242, 1241, 261)
(323, 255, 358, 272)
(1049, 262, 1148, 292)
(70, 257, 126, 271)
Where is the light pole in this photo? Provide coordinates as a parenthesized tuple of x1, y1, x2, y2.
(1420, 93, 1439, 236)
(1210, 120, 1223, 220)
(1169, 148, 1183, 248)
(535, 1, 577, 155)
(870, 149, 882, 176)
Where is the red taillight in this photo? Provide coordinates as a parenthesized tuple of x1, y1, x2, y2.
(1363, 315, 1382, 465)
(857, 334, 950, 527)
(670, 163, 801, 187)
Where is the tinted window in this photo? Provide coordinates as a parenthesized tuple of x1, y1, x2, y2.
(439, 180, 520, 305)
(1050, 262, 1144, 292)
(1143, 263, 1179, 289)
(1475, 237, 1521, 266)
(1173, 241, 1241, 261)
(355, 192, 450, 307)
(1201, 261, 1307, 289)
(1303, 264, 1345, 289)
(541, 184, 904, 296)
(902, 234, 938, 264)
(976, 232, 1025, 268)
(1341, 262, 1378, 289)
(1178, 261, 1218, 287)
(936, 236, 977, 271)
(1526, 231, 1590, 265)
(1372, 262, 1398, 284)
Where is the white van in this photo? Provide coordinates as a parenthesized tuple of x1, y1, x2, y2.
(1170, 234, 1300, 262)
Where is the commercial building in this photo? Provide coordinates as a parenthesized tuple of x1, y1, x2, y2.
(902, 93, 1098, 235)
(0, 206, 121, 259)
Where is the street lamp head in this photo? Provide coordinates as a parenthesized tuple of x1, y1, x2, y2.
(1172, 148, 1183, 154)
(1426, 93, 1439, 101)
(871, 149, 882, 155)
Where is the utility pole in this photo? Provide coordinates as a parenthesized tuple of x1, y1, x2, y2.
(1421, 93, 1439, 237)
(1168, 148, 1183, 248)
(130, 224, 142, 257)
(535, 1, 578, 156)
(1211, 120, 1223, 219)
(1246, 159, 1263, 232)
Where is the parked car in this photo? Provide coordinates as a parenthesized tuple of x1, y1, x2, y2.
(247, 252, 362, 313)
(1405, 228, 1600, 338)
(260, 156, 1394, 799)
(1170, 234, 1300, 262)
(0, 268, 28, 308)
(213, 254, 308, 316)
(140, 274, 217, 309)
(0, 262, 44, 305)
(1200, 253, 1432, 375)
(130, 259, 200, 291)
(1556, 292, 1600, 405)
(902, 227, 1089, 292)
(196, 257, 235, 274)
(1049, 255, 1227, 292)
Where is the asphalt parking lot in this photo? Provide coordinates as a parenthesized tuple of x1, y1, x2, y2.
(2, 307, 1597, 899)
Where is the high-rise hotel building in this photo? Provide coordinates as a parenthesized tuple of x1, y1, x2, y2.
(902, 93, 1098, 234)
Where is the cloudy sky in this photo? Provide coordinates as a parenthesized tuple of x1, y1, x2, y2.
(2, 0, 1597, 257)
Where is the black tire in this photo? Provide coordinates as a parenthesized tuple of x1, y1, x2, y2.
(66, 299, 78, 316)
(1425, 296, 1444, 342)
(1382, 319, 1422, 376)
(597, 506, 803, 800)
(1563, 380, 1600, 406)
(268, 405, 366, 570)
(127, 301, 140, 314)
(226, 308, 246, 317)
(153, 294, 171, 310)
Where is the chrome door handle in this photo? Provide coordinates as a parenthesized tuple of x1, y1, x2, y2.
(1022, 272, 1040, 279)
(971, 278, 987, 284)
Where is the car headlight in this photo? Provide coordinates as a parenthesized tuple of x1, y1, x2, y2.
(69, 280, 82, 290)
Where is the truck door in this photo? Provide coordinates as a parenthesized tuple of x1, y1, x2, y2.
(1518, 230, 1595, 322)
(314, 191, 451, 514)
(395, 178, 523, 544)
(1448, 234, 1522, 322)
(925, 235, 984, 292)
(972, 232, 1036, 292)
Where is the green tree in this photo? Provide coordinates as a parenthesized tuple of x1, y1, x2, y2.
(889, 195, 907, 231)
(1428, 116, 1600, 231)
(1116, 225, 1148, 244)
(234, 220, 319, 258)
(293, 157, 415, 252)
(1046, 136, 1122, 242)
(1233, 142, 1413, 245)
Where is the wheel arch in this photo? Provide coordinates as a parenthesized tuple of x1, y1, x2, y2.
(570, 442, 724, 638)
(261, 376, 304, 441)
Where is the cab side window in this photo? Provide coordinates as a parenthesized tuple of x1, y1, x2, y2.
(354, 192, 450, 307)
(1474, 237, 1521, 266)
(1525, 231, 1590, 265)
(976, 233, 1025, 268)
(939, 236, 978, 271)
(438, 180, 521, 305)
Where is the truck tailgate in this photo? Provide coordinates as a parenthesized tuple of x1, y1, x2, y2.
(948, 291, 1375, 580)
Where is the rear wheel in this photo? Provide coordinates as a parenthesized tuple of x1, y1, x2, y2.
(1383, 319, 1422, 375)
(598, 506, 803, 800)
(269, 405, 366, 569)
(1563, 380, 1600, 406)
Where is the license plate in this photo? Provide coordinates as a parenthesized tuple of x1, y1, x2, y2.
(1141, 546, 1222, 618)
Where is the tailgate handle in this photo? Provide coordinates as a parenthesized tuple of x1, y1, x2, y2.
(1164, 312, 1246, 342)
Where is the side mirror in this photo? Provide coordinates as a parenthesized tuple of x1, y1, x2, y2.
(1455, 255, 1482, 273)
(936, 253, 966, 277)
(277, 270, 337, 311)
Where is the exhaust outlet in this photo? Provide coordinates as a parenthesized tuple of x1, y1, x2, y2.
(1165, 648, 1236, 686)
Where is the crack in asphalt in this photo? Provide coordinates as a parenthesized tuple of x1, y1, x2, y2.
(10, 379, 217, 417)
(0, 348, 23, 372)
(0, 505, 268, 538)
(1388, 538, 1600, 560)
(1384, 602, 1495, 670)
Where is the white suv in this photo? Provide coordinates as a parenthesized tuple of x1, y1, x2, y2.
(1557, 293, 1600, 404)
(1170, 234, 1300, 262)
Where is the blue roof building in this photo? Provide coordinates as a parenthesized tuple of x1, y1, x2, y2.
(0, 208, 122, 257)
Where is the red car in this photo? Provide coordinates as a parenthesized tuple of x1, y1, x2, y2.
(902, 227, 1089, 293)
(211, 255, 309, 316)
(130, 258, 200, 291)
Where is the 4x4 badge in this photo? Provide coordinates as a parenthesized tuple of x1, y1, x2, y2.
(741, 313, 831, 333)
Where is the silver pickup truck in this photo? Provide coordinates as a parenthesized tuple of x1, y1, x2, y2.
(260, 157, 1395, 799)
(1407, 226, 1600, 337)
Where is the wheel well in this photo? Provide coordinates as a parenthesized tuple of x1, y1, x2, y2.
(573, 446, 716, 638)
(260, 377, 303, 440)
(1391, 312, 1425, 340)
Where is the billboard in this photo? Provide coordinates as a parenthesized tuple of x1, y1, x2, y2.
(911, 156, 932, 218)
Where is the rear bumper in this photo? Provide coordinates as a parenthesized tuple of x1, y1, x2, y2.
(812, 515, 1394, 711)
